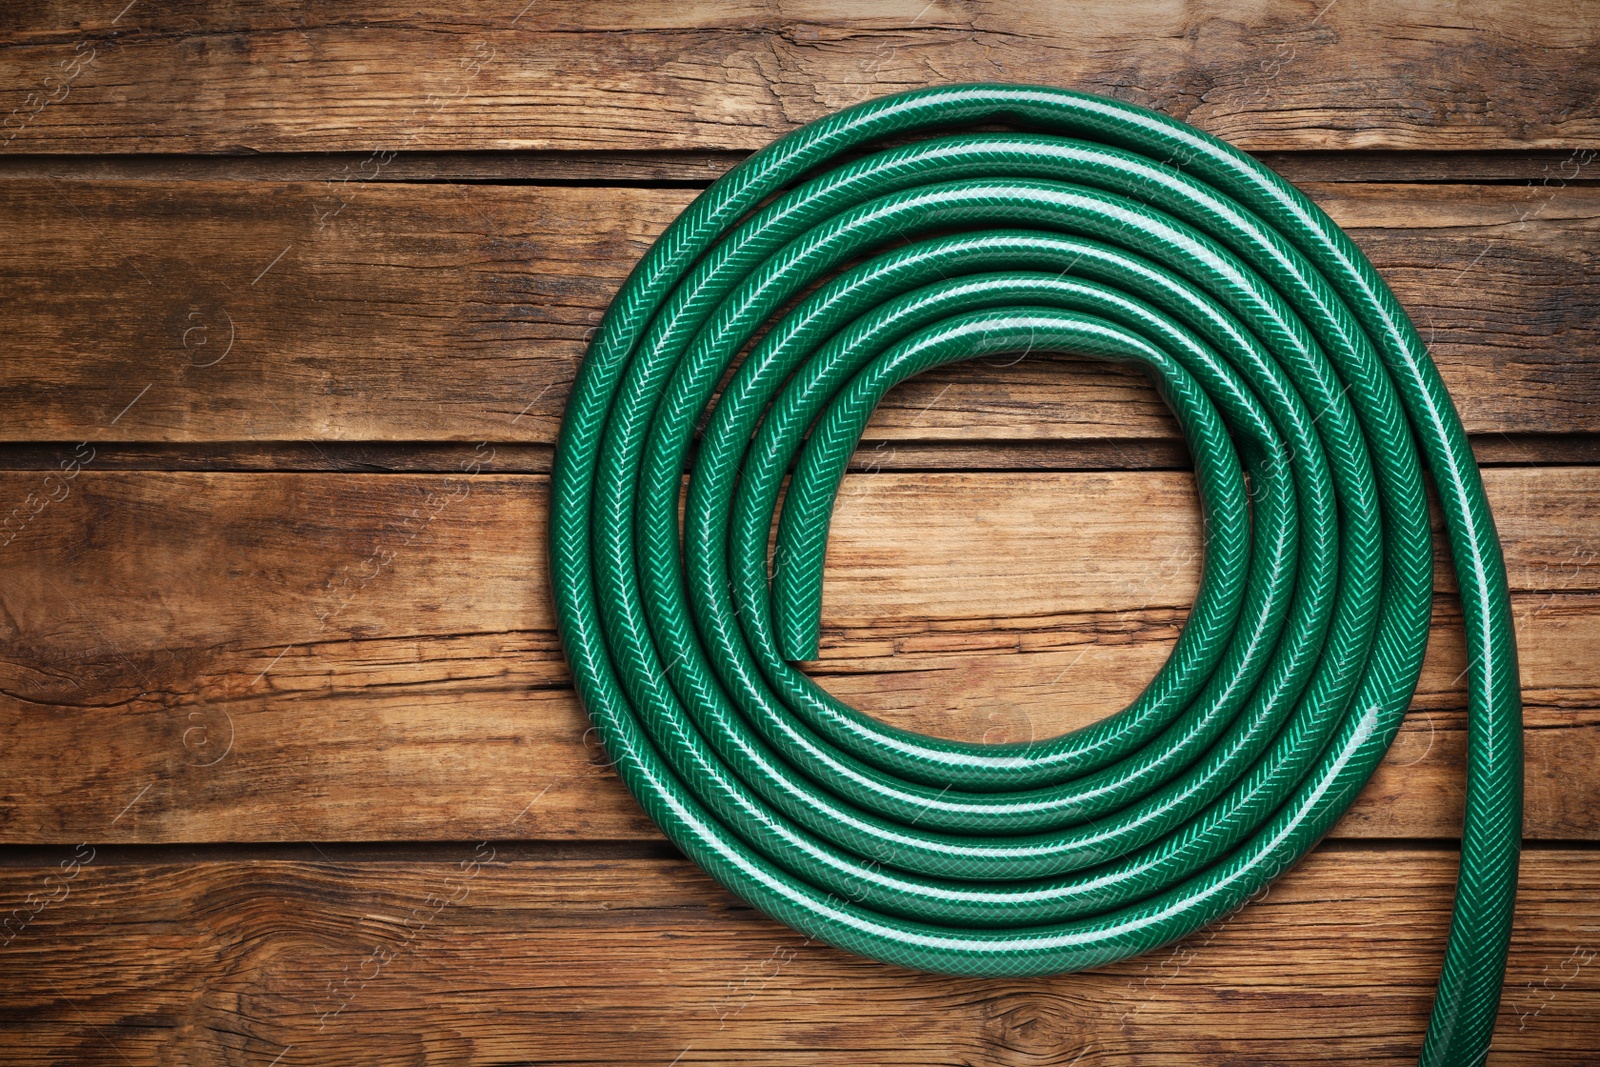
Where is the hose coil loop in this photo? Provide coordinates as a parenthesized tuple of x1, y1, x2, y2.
(551, 84, 1522, 1066)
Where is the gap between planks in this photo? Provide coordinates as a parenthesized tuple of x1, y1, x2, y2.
(0, 434, 1594, 474)
(2, 149, 1599, 186)
(0, 838, 1594, 868)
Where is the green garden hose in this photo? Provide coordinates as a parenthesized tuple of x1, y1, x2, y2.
(550, 84, 1522, 1066)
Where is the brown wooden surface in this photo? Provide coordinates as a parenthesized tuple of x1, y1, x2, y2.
(0, 847, 1593, 1066)
(3, 3, 1598, 1064)
(0, 180, 1596, 443)
(1, 467, 1597, 845)
(2, 1, 1598, 154)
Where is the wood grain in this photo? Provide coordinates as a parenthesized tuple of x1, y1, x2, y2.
(0, 179, 1596, 444)
(3, 1, 1598, 154)
(0, 847, 1595, 1065)
(1, 467, 1594, 844)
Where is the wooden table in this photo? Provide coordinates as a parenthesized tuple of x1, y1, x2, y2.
(2, 3, 1597, 1064)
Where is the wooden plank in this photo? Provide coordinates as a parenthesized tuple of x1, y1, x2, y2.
(0, 847, 1594, 1065)
(0, 467, 1595, 844)
(0, 180, 1596, 444)
(3, 2, 1598, 154)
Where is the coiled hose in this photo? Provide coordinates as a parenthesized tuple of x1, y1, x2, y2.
(550, 84, 1522, 1066)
